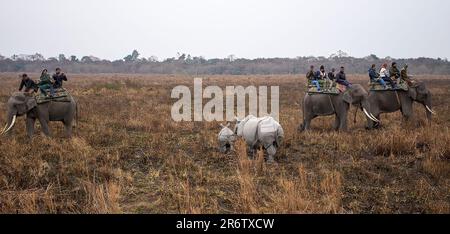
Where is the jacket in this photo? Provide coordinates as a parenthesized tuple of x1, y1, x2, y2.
(368, 68, 380, 81)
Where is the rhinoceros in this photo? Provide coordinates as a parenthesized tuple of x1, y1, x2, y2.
(218, 123, 236, 153)
(234, 115, 284, 163)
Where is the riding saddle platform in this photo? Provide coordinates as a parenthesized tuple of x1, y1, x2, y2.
(35, 88, 72, 104)
(369, 80, 409, 91)
(306, 80, 340, 95)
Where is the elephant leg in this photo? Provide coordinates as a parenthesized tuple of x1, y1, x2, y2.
(338, 111, 348, 131)
(301, 114, 315, 132)
(63, 120, 73, 138)
(26, 118, 36, 139)
(38, 118, 51, 137)
(401, 103, 413, 122)
(333, 114, 340, 131)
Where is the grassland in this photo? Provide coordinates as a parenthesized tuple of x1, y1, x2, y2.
(0, 73, 449, 213)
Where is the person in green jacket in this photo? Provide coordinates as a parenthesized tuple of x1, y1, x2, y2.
(38, 69, 55, 97)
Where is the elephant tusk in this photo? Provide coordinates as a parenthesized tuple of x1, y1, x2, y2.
(1, 115, 16, 135)
(425, 105, 436, 115)
(369, 113, 380, 123)
(363, 108, 379, 123)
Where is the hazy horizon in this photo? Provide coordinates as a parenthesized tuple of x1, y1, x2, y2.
(1, 0, 450, 60)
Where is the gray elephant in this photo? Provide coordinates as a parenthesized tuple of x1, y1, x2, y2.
(367, 82, 435, 129)
(299, 84, 379, 131)
(234, 115, 284, 163)
(1, 92, 78, 138)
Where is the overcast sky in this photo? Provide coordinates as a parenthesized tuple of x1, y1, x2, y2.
(1, 0, 449, 60)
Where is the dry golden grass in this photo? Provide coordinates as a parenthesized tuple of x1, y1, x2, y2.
(0, 73, 449, 214)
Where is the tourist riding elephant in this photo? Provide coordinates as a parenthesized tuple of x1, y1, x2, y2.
(367, 82, 435, 129)
(299, 84, 379, 131)
(1, 92, 78, 138)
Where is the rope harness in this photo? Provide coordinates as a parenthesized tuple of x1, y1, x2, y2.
(328, 95, 335, 113)
(395, 91, 401, 109)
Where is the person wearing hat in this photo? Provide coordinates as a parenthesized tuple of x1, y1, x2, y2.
(52, 67, 68, 89)
(18, 73, 37, 93)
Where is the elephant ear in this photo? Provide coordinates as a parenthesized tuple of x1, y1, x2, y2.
(408, 88, 417, 100)
(26, 98, 37, 111)
(343, 91, 353, 104)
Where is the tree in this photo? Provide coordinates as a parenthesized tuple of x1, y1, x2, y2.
(148, 55, 159, 62)
(0, 54, 4, 60)
(30, 53, 45, 61)
(81, 56, 93, 63)
(70, 55, 78, 62)
(124, 49, 140, 62)
(369, 54, 379, 60)
(59, 54, 68, 62)
(228, 54, 236, 62)
(178, 53, 186, 61)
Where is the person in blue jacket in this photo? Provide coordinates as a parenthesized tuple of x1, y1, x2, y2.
(369, 64, 387, 89)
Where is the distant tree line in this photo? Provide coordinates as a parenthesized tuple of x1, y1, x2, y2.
(1, 50, 449, 75)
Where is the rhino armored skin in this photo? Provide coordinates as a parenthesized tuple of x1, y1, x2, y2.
(234, 115, 284, 163)
(218, 123, 236, 153)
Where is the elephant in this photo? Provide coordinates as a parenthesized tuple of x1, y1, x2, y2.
(367, 82, 435, 129)
(1, 92, 78, 139)
(234, 115, 284, 163)
(299, 84, 379, 131)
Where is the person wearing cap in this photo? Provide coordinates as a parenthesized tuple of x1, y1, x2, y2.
(369, 64, 387, 89)
(306, 65, 321, 91)
(335, 66, 352, 87)
(18, 73, 37, 93)
(52, 67, 68, 89)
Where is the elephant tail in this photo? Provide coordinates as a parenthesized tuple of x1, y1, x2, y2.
(75, 102, 79, 128)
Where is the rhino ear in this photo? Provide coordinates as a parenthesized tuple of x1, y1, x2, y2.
(220, 123, 225, 128)
(226, 123, 230, 128)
